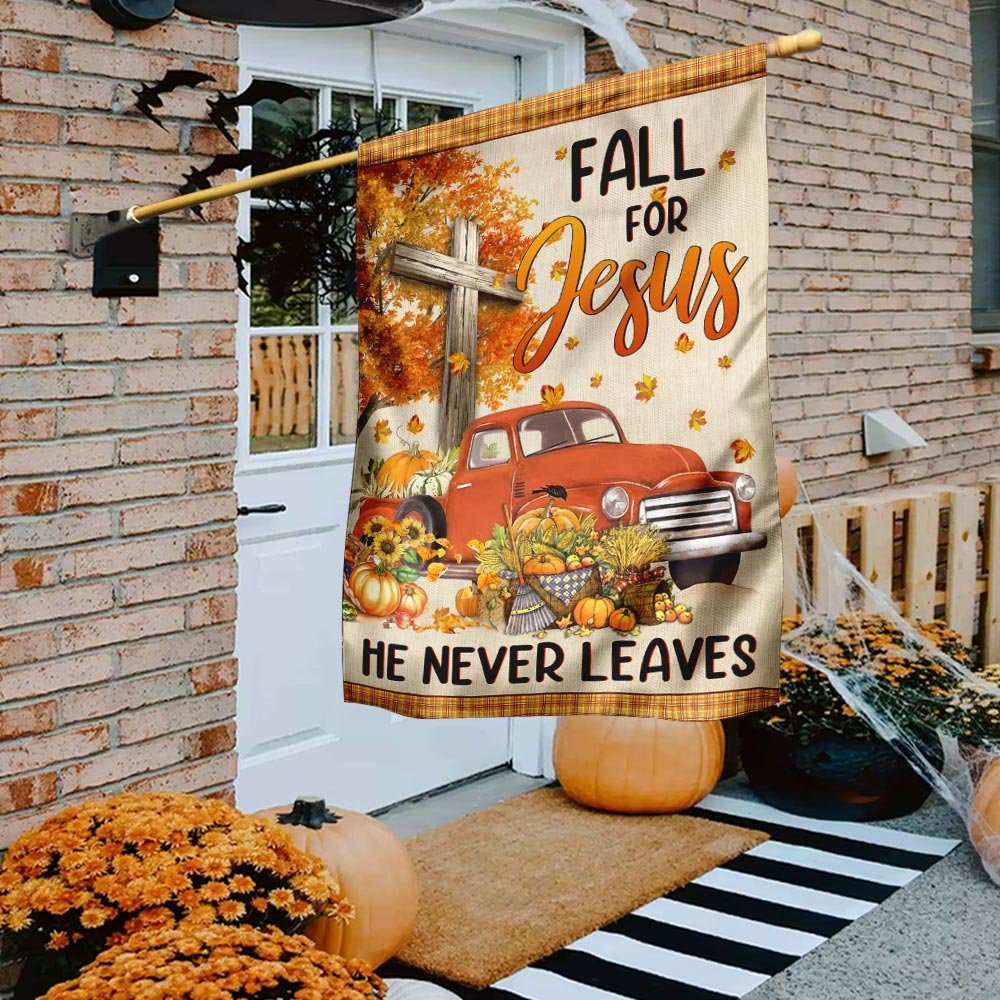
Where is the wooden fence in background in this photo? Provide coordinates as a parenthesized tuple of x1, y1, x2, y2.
(250, 333, 359, 444)
(783, 479, 1000, 662)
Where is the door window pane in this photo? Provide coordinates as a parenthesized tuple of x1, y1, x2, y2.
(331, 333, 359, 445)
(250, 335, 318, 453)
(252, 87, 319, 168)
(406, 100, 465, 130)
(973, 145, 1000, 314)
(972, 1, 1000, 328)
(972, 1, 998, 139)
(331, 92, 397, 126)
(250, 211, 318, 327)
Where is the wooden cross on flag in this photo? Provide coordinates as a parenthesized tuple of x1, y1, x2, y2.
(389, 218, 524, 452)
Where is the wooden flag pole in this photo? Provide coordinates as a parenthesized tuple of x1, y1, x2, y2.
(127, 29, 821, 225)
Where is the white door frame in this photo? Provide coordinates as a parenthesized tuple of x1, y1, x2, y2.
(235, 11, 583, 790)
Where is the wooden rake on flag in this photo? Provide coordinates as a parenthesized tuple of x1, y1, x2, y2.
(503, 503, 555, 635)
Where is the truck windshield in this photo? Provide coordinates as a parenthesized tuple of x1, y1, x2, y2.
(518, 409, 621, 457)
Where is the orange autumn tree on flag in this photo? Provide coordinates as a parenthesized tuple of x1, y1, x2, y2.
(354, 150, 543, 433)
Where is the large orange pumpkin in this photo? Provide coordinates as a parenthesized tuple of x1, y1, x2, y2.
(572, 595, 616, 628)
(512, 503, 580, 538)
(970, 757, 1000, 876)
(258, 798, 419, 969)
(776, 454, 798, 518)
(553, 716, 725, 813)
(349, 561, 401, 617)
(376, 446, 437, 495)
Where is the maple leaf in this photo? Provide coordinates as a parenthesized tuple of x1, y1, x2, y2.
(550, 260, 568, 280)
(540, 383, 565, 409)
(634, 374, 657, 403)
(556, 615, 573, 629)
(555, 146, 568, 160)
(674, 333, 695, 354)
(477, 570, 502, 590)
(540, 222, 564, 242)
(426, 562, 447, 582)
(565, 336, 580, 351)
(590, 373, 603, 389)
(448, 352, 470, 375)
(650, 185, 668, 203)
(467, 538, 487, 556)
(428, 607, 463, 633)
(373, 419, 391, 444)
(406, 414, 424, 434)
(731, 438, 756, 463)
(718, 149, 736, 171)
(717, 355, 732, 370)
(689, 409, 707, 431)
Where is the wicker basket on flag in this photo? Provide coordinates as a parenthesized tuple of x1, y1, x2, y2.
(622, 579, 673, 625)
(525, 565, 602, 619)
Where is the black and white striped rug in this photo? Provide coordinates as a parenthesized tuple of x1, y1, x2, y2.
(385, 792, 960, 1000)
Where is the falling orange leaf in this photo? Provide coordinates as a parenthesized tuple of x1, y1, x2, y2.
(540, 222, 564, 242)
(550, 260, 568, 280)
(674, 333, 695, 354)
(717, 355, 732, 369)
(555, 147, 568, 160)
(426, 562, 447, 582)
(650, 185, 668, 203)
(448, 352, 470, 375)
(468, 538, 487, 556)
(590, 373, 603, 388)
(718, 149, 737, 171)
(689, 409, 707, 431)
(634, 374, 657, 402)
(374, 419, 391, 444)
(731, 438, 756, 463)
(477, 570, 501, 590)
(492, 273, 506, 289)
(406, 414, 424, 434)
(556, 615, 573, 629)
(540, 383, 565, 409)
(566, 336, 579, 351)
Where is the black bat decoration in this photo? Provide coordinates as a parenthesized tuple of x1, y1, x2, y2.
(207, 80, 311, 147)
(233, 237, 252, 296)
(533, 485, 569, 500)
(133, 69, 216, 129)
(181, 150, 273, 217)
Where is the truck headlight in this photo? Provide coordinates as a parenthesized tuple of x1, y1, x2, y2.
(602, 486, 629, 520)
(735, 474, 756, 502)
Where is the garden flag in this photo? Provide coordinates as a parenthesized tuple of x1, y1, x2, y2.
(343, 44, 783, 720)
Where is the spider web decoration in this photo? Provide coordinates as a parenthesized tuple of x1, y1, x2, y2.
(242, 109, 399, 318)
(774, 492, 1000, 885)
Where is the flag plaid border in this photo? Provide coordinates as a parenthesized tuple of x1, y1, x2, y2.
(344, 683, 778, 720)
(359, 44, 767, 167)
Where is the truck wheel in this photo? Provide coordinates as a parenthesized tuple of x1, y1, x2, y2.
(669, 554, 740, 590)
(396, 495, 448, 551)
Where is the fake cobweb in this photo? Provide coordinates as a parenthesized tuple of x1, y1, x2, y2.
(420, 0, 647, 73)
(777, 491, 1000, 885)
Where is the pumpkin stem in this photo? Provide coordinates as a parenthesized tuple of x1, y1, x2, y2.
(396, 425, 423, 458)
(277, 797, 342, 829)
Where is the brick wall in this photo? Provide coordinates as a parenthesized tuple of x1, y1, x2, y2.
(591, 0, 993, 500)
(0, 0, 241, 874)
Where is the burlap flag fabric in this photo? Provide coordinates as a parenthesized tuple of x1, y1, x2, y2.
(343, 44, 781, 720)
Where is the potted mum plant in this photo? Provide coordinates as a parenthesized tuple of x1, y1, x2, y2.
(38, 924, 385, 1000)
(0, 792, 352, 998)
(741, 613, 974, 821)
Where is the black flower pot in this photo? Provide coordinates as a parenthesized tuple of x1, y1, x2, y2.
(740, 724, 932, 821)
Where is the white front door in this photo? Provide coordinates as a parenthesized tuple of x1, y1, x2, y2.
(234, 15, 583, 813)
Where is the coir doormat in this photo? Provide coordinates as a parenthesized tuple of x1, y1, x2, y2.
(396, 786, 767, 987)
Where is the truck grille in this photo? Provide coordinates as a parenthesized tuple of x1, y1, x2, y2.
(639, 488, 737, 538)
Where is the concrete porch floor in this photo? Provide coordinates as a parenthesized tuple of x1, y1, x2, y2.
(376, 769, 999, 1000)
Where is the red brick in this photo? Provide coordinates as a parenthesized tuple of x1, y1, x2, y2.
(121, 560, 237, 606)
(0, 0, 115, 41)
(2, 511, 111, 553)
(61, 605, 186, 654)
(0, 481, 59, 517)
(118, 292, 238, 326)
(0, 627, 57, 669)
(0, 581, 112, 628)
(60, 732, 189, 793)
(0, 553, 59, 592)
(62, 329, 182, 362)
(0, 292, 109, 327)
(61, 399, 188, 437)
(0, 407, 57, 442)
(0, 439, 115, 478)
(0, 368, 113, 402)
(0, 146, 112, 181)
(122, 360, 237, 395)
(0, 773, 57, 814)
(191, 721, 236, 758)
(190, 394, 238, 425)
(189, 462, 234, 494)
(118, 690, 234, 745)
(0, 700, 57, 742)
(61, 670, 191, 724)
(189, 327, 236, 358)
(0, 34, 61, 71)
(60, 467, 187, 508)
(124, 752, 237, 796)
(0, 332, 58, 366)
(0, 181, 60, 215)
(187, 592, 237, 629)
(187, 527, 237, 561)
(62, 535, 187, 581)
(63, 42, 176, 81)
(119, 624, 234, 676)
(119, 428, 236, 466)
(0, 218, 68, 252)
(0, 724, 109, 778)
(125, 20, 237, 58)
(0, 258, 58, 291)
(120, 494, 235, 537)
(66, 115, 180, 151)
(0, 651, 114, 700)
(190, 657, 238, 694)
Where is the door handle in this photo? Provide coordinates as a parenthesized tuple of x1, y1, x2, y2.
(237, 503, 287, 516)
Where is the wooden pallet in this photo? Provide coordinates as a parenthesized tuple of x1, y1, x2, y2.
(782, 479, 1000, 661)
